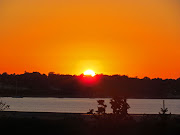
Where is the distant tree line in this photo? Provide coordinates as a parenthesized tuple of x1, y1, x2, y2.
(0, 72, 180, 98)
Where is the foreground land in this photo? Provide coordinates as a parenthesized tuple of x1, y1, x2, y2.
(0, 111, 180, 135)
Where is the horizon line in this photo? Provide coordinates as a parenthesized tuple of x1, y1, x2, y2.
(0, 71, 179, 80)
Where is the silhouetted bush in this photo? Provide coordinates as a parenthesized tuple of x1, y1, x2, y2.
(89, 97, 132, 121)
(110, 97, 130, 116)
(96, 100, 107, 114)
(0, 100, 10, 111)
(87, 109, 94, 114)
(159, 100, 171, 121)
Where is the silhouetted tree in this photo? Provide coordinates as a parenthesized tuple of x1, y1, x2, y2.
(159, 100, 169, 115)
(159, 100, 171, 121)
(0, 100, 10, 111)
(110, 97, 130, 117)
(96, 100, 107, 114)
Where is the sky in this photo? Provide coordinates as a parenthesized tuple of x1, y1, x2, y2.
(0, 0, 180, 79)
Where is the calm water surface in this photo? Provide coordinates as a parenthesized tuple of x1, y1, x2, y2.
(1, 98, 180, 114)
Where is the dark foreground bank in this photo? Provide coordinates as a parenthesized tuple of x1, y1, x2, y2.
(0, 112, 180, 135)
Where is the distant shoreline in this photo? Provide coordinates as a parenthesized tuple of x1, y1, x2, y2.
(1, 72, 180, 100)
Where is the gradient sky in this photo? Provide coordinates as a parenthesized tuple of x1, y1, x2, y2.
(1, 0, 180, 78)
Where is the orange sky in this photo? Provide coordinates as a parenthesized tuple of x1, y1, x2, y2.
(0, 0, 180, 79)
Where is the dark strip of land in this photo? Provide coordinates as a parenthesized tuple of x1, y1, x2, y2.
(0, 111, 179, 121)
(0, 111, 180, 135)
(1, 72, 180, 98)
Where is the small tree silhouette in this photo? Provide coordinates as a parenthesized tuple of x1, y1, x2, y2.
(160, 107, 168, 115)
(159, 100, 169, 115)
(96, 100, 107, 114)
(159, 100, 171, 121)
(110, 97, 130, 117)
(0, 100, 10, 111)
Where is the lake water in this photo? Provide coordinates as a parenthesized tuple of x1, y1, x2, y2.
(1, 98, 180, 114)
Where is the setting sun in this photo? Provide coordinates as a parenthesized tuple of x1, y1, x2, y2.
(84, 70, 96, 77)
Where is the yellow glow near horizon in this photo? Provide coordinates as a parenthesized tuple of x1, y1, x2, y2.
(84, 70, 96, 77)
(0, 0, 180, 79)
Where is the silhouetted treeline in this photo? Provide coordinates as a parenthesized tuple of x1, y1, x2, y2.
(0, 72, 180, 98)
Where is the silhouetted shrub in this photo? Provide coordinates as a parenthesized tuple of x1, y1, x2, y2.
(159, 100, 171, 121)
(0, 100, 10, 111)
(96, 100, 107, 114)
(87, 109, 94, 114)
(110, 97, 130, 116)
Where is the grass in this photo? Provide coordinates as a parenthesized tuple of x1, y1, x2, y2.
(0, 114, 180, 135)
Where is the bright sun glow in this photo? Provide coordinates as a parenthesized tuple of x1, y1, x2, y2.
(84, 70, 96, 77)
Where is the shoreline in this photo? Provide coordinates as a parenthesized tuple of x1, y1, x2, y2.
(0, 111, 179, 121)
